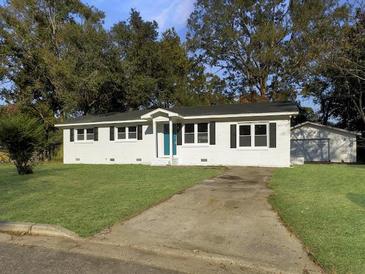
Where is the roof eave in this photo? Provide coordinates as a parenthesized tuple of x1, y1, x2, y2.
(55, 119, 149, 128)
(181, 111, 298, 120)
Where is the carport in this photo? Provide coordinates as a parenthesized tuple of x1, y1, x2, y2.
(291, 122, 358, 163)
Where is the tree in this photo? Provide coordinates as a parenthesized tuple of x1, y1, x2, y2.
(331, 10, 365, 130)
(291, 103, 318, 126)
(155, 28, 190, 108)
(187, 0, 350, 101)
(108, 10, 225, 110)
(303, 10, 365, 131)
(0, 0, 107, 118)
(0, 114, 44, 174)
(187, 66, 230, 106)
(1, 3, 228, 128)
(109, 10, 160, 109)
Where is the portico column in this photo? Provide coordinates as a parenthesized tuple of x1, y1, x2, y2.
(169, 119, 173, 164)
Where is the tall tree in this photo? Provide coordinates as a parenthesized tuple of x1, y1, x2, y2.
(0, 0, 110, 158)
(187, 0, 350, 101)
(109, 10, 224, 109)
(0, 0, 107, 119)
(155, 28, 190, 108)
(109, 10, 160, 109)
(303, 9, 365, 131)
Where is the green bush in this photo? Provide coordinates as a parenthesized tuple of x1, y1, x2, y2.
(0, 114, 44, 174)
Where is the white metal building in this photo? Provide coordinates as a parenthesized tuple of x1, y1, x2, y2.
(291, 122, 358, 163)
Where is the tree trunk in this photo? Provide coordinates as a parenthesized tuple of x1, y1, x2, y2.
(15, 163, 33, 175)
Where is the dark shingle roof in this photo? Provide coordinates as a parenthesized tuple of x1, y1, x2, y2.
(170, 101, 297, 116)
(59, 102, 297, 125)
(62, 109, 150, 124)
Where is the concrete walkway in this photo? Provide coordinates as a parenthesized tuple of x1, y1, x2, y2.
(92, 167, 321, 273)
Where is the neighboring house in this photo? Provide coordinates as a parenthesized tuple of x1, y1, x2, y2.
(55, 102, 298, 167)
(291, 122, 359, 163)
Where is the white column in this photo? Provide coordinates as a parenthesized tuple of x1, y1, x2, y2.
(169, 119, 173, 163)
(153, 119, 157, 158)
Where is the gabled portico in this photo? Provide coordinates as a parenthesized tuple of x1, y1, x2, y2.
(141, 108, 182, 165)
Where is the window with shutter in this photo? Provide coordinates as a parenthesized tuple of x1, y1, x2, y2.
(70, 129, 74, 142)
(110, 126, 115, 141)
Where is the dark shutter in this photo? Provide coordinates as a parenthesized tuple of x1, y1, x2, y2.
(230, 124, 237, 148)
(94, 127, 98, 141)
(137, 125, 143, 140)
(70, 129, 74, 142)
(269, 123, 277, 148)
(110, 126, 115, 141)
(209, 122, 216, 145)
(176, 124, 182, 145)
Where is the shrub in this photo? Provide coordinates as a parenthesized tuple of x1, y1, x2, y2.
(0, 150, 10, 163)
(0, 114, 44, 174)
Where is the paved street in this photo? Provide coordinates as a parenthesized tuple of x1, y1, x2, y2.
(0, 242, 179, 274)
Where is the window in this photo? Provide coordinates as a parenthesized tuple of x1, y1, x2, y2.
(239, 125, 251, 147)
(198, 123, 208, 143)
(254, 124, 267, 147)
(128, 126, 137, 139)
(236, 123, 268, 148)
(77, 129, 84, 141)
(117, 127, 126, 139)
(86, 128, 94, 140)
(184, 124, 194, 143)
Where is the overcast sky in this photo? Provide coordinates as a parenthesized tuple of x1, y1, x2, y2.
(84, 0, 195, 38)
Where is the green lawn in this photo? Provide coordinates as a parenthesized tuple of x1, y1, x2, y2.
(0, 163, 223, 237)
(269, 165, 365, 274)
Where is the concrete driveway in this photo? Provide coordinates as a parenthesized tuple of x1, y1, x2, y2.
(93, 167, 321, 273)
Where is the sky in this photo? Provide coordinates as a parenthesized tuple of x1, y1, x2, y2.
(84, 0, 195, 38)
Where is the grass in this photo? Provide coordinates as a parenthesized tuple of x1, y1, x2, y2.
(0, 163, 223, 237)
(269, 164, 365, 274)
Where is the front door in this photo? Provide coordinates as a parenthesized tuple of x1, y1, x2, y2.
(164, 124, 177, 156)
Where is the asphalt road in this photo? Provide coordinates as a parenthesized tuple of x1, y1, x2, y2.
(0, 242, 179, 274)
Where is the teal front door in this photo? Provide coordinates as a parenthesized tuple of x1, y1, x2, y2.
(164, 124, 177, 156)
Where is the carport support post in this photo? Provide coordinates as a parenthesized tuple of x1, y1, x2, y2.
(169, 119, 173, 164)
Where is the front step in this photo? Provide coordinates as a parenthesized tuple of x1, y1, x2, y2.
(151, 158, 179, 166)
(151, 158, 170, 166)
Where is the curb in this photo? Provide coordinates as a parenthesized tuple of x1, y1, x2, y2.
(89, 240, 299, 274)
(129, 244, 291, 274)
(0, 221, 79, 239)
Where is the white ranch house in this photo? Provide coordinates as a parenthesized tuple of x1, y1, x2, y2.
(55, 102, 298, 167)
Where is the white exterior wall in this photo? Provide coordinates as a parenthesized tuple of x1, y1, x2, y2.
(63, 124, 154, 164)
(177, 118, 291, 167)
(291, 125, 357, 163)
(63, 116, 292, 167)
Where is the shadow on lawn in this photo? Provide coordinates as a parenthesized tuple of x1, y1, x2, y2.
(0, 164, 70, 185)
(347, 193, 365, 208)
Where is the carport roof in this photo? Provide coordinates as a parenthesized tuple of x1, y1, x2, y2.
(56, 101, 298, 127)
